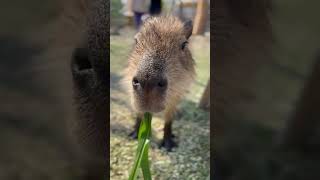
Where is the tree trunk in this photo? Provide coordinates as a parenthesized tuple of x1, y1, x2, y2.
(193, 0, 208, 35)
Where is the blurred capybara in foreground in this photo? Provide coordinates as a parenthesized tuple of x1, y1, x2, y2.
(32, 0, 108, 179)
(212, 0, 273, 178)
(213, 0, 273, 134)
(123, 16, 196, 151)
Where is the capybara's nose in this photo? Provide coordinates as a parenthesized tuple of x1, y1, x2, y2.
(132, 76, 167, 92)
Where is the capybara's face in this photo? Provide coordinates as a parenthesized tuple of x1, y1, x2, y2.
(123, 16, 195, 113)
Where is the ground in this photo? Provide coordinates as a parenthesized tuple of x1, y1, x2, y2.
(110, 28, 210, 179)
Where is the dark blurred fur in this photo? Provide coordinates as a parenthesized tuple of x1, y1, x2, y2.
(212, 0, 273, 136)
(212, 0, 273, 179)
(32, 0, 109, 178)
(70, 0, 109, 178)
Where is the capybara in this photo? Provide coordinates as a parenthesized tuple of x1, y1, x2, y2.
(123, 16, 196, 151)
(212, 0, 273, 178)
(32, 0, 109, 179)
(70, 0, 109, 178)
(213, 0, 273, 134)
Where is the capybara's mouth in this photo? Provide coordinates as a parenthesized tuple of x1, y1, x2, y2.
(133, 98, 165, 113)
(143, 105, 165, 113)
(132, 90, 166, 113)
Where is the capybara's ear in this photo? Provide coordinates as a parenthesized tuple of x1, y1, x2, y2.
(183, 20, 193, 39)
(142, 15, 152, 24)
(133, 33, 139, 44)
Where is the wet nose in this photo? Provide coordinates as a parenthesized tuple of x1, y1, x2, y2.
(132, 76, 167, 91)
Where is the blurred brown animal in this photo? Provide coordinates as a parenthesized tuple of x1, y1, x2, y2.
(212, 0, 273, 178)
(122, 16, 195, 151)
(32, 0, 109, 179)
(212, 0, 273, 135)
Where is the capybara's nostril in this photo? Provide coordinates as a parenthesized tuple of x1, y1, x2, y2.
(71, 48, 92, 71)
(133, 75, 167, 91)
(132, 77, 140, 89)
(157, 78, 167, 88)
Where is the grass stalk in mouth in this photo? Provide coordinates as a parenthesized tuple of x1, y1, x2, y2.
(129, 112, 152, 180)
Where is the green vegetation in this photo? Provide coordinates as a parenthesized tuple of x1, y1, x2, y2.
(110, 0, 126, 28)
(129, 112, 152, 180)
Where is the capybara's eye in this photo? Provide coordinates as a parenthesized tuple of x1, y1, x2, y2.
(181, 41, 188, 50)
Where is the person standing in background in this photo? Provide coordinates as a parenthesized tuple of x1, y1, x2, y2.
(149, 0, 162, 15)
(131, 0, 150, 29)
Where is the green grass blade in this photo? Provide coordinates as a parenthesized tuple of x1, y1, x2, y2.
(138, 112, 152, 140)
(129, 112, 153, 180)
(129, 139, 150, 180)
(141, 144, 152, 180)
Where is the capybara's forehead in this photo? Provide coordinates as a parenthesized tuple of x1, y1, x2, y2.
(138, 16, 185, 40)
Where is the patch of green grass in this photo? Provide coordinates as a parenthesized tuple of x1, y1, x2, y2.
(110, 36, 132, 74)
(187, 36, 210, 102)
(111, 0, 126, 27)
(191, 37, 210, 84)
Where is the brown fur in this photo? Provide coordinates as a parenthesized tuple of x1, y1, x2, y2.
(30, 0, 108, 179)
(282, 53, 320, 152)
(212, 0, 273, 178)
(212, 0, 273, 135)
(123, 16, 196, 150)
